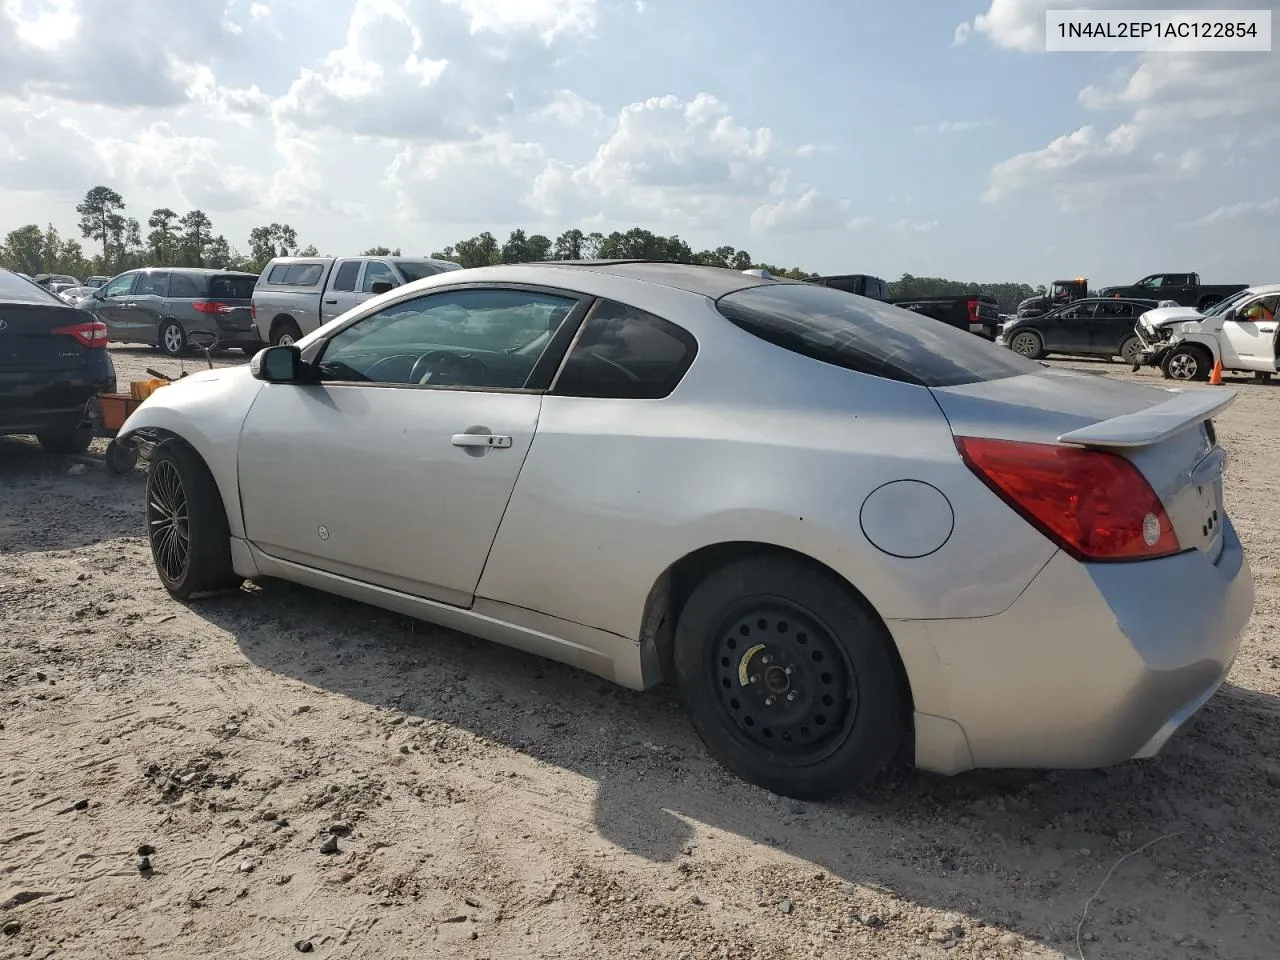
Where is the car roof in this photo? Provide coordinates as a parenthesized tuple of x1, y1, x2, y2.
(535, 260, 791, 298)
(131, 267, 259, 277)
(1245, 283, 1280, 296)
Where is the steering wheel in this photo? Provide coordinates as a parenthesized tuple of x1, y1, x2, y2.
(411, 350, 485, 385)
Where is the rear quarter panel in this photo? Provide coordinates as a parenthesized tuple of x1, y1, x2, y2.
(477, 300, 1058, 641)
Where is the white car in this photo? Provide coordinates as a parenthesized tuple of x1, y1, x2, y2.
(1135, 285, 1280, 381)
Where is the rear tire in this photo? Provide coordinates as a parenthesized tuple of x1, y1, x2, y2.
(272, 319, 303, 347)
(1161, 346, 1210, 382)
(1009, 329, 1045, 360)
(159, 320, 187, 357)
(37, 429, 93, 455)
(105, 440, 139, 474)
(673, 556, 903, 800)
(145, 441, 241, 600)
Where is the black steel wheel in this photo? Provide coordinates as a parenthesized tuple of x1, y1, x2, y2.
(145, 442, 240, 599)
(674, 555, 903, 799)
(709, 602, 856, 760)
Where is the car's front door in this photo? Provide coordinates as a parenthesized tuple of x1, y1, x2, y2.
(236, 284, 590, 605)
(1044, 301, 1096, 351)
(352, 260, 399, 310)
(93, 273, 138, 341)
(1222, 294, 1279, 369)
(321, 259, 362, 324)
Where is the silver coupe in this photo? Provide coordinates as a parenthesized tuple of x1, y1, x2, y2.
(118, 262, 1254, 799)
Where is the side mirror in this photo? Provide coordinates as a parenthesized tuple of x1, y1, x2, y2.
(250, 344, 303, 383)
(370, 280, 395, 295)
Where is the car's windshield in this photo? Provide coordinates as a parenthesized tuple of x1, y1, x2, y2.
(1201, 289, 1250, 318)
(716, 283, 1043, 387)
(0, 270, 64, 305)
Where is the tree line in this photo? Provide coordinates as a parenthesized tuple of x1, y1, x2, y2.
(0, 185, 1047, 313)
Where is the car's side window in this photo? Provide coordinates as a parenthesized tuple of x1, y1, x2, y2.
(102, 274, 136, 298)
(331, 260, 360, 292)
(1240, 296, 1278, 323)
(553, 299, 698, 400)
(360, 260, 397, 293)
(134, 272, 170, 297)
(1059, 303, 1095, 321)
(316, 288, 580, 390)
(167, 274, 200, 298)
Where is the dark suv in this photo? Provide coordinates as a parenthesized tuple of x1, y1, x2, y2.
(80, 268, 261, 356)
(997, 297, 1160, 364)
(0, 268, 115, 454)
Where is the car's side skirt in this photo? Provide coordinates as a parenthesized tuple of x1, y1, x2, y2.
(247, 546, 653, 691)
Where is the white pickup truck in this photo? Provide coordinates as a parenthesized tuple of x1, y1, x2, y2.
(1133, 283, 1280, 382)
(251, 255, 462, 346)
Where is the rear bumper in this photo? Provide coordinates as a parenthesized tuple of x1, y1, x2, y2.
(892, 518, 1254, 774)
(0, 356, 116, 434)
(969, 323, 997, 340)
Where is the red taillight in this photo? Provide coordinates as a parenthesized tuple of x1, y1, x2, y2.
(250, 302, 257, 320)
(192, 300, 234, 315)
(966, 299, 979, 324)
(51, 321, 109, 349)
(955, 436, 1180, 562)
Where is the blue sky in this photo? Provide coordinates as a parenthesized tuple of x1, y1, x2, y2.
(1, 0, 1276, 286)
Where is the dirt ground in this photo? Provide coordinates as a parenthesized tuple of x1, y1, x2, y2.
(2, 347, 1277, 960)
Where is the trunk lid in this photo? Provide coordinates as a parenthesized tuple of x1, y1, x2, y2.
(199, 275, 256, 333)
(932, 368, 1232, 562)
(0, 303, 97, 372)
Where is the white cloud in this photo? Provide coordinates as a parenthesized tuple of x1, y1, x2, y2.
(967, 0, 1279, 210)
(0, 0, 246, 107)
(532, 89, 604, 127)
(385, 132, 546, 222)
(914, 120, 989, 136)
(441, 0, 596, 40)
(891, 219, 939, 235)
(529, 92, 780, 226)
(96, 123, 265, 212)
(750, 190, 870, 233)
(1195, 198, 1280, 225)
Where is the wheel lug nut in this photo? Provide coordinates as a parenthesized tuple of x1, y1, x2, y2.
(761, 655, 771, 665)
(786, 691, 797, 702)
(750, 675, 760, 684)
(765, 695, 776, 706)
(784, 666, 794, 676)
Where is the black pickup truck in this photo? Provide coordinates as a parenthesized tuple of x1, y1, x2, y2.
(806, 274, 1001, 340)
(1096, 272, 1248, 311)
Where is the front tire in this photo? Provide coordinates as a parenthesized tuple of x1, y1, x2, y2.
(146, 442, 241, 599)
(673, 556, 903, 800)
(1009, 329, 1045, 360)
(1161, 346, 1210, 382)
(158, 320, 188, 357)
(38, 428, 93, 455)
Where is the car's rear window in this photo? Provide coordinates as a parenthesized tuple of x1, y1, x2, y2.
(716, 283, 1043, 387)
(266, 263, 325, 286)
(395, 260, 458, 283)
(0, 270, 63, 305)
(210, 275, 257, 299)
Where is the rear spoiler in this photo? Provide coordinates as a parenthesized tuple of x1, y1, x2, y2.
(1057, 387, 1236, 449)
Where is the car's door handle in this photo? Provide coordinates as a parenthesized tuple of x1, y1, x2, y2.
(122, 302, 136, 308)
(1261, 326, 1275, 333)
(451, 433, 512, 449)
(324, 299, 338, 304)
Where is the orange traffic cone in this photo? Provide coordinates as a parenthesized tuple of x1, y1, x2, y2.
(1209, 356, 1223, 385)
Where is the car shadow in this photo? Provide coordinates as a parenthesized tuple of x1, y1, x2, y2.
(0, 435, 146, 552)
(192, 579, 1280, 956)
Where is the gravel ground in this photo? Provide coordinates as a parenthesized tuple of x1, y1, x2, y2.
(1, 347, 1277, 960)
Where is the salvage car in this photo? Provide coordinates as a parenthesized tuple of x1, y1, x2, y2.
(0, 268, 115, 453)
(116, 262, 1254, 799)
(1134, 284, 1280, 382)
